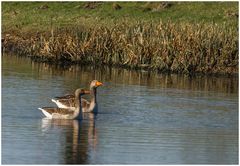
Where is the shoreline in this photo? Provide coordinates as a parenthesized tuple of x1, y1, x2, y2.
(3, 50, 238, 78)
(2, 22, 238, 76)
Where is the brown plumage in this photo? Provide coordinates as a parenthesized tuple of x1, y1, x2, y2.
(38, 89, 90, 119)
(51, 80, 103, 113)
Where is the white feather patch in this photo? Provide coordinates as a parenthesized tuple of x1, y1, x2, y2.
(51, 99, 69, 109)
(38, 108, 52, 119)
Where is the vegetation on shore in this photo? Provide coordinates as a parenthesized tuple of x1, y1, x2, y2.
(2, 2, 239, 75)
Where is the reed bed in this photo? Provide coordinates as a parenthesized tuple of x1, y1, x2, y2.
(3, 21, 238, 74)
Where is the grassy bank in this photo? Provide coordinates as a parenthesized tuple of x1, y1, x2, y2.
(2, 2, 239, 75)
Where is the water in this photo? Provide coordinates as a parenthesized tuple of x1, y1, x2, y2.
(2, 54, 238, 164)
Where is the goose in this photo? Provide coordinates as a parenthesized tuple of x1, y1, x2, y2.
(51, 80, 103, 114)
(38, 89, 90, 120)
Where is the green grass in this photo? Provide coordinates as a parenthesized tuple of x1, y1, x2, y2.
(2, 1, 238, 33)
(2, 2, 238, 75)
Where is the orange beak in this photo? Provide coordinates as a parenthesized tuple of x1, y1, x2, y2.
(95, 81, 103, 87)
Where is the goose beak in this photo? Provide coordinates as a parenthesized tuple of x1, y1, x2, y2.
(96, 81, 103, 87)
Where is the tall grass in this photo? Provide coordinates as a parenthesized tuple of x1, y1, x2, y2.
(3, 21, 238, 74)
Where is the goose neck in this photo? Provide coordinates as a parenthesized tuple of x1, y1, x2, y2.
(90, 88, 97, 103)
(74, 95, 83, 119)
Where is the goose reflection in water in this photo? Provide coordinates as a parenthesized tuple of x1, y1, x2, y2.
(41, 113, 98, 164)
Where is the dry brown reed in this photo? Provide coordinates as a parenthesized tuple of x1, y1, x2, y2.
(2, 21, 238, 74)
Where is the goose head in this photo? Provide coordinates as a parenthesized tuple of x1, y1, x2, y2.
(90, 80, 103, 90)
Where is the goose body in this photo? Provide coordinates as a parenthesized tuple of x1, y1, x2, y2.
(38, 107, 75, 119)
(38, 89, 89, 120)
(51, 97, 76, 110)
(51, 96, 90, 111)
(51, 80, 102, 113)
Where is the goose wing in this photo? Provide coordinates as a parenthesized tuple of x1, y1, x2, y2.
(38, 107, 74, 119)
(51, 97, 90, 111)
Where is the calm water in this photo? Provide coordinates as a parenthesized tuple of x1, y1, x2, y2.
(2, 55, 238, 164)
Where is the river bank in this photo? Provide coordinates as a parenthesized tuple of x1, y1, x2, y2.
(2, 2, 238, 75)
